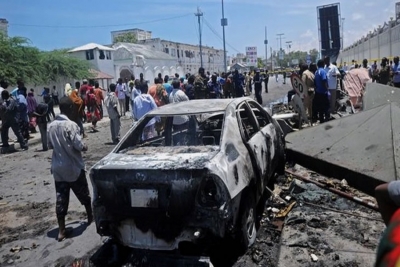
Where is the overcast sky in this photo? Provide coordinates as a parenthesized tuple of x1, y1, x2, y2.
(1, 0, 398, 56)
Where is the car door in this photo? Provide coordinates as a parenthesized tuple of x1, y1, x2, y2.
(247, 100, 275, 180)
(236, 102, 268, 195)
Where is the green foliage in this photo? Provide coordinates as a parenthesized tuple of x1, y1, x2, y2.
(113, 33, 137, 44)
(275, 48, 319, 68)
(0, 33, 92, 85)
(257, 57, 265, 68)
(39, 49, 93, 82)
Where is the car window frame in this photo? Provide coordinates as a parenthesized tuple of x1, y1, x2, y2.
(236, 102, 260, 142)
(246, 100, 272, 128)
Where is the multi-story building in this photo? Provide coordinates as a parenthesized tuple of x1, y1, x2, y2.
(111, 28, 152, 43)
(0, 18, 8, 37)
(138, 38, 226, 74)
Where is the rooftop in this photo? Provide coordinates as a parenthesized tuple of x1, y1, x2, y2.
(113, 42, 176, 60)
(68, 43, 114, 53)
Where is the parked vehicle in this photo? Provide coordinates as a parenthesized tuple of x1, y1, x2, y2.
(90, 98, 286, 252)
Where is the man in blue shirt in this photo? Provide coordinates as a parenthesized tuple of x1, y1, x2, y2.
(312, 59, 330, 123)
(392, 56, 400, 88)
(163, 75, 173, 95)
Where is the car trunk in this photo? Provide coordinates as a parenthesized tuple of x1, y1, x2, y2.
(91, 146, 219, 242)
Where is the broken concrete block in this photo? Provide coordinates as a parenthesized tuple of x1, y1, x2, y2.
(310, 254, 318, 262)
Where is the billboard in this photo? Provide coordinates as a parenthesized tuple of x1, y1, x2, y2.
(317, 3, 341, 62)
(246, 46, 257, 67)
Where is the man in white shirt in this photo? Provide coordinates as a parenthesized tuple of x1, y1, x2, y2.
(324, 57, 340, 114)
(116, 78, 127, 117)
(169, 79, 189, 145)
(0, 80, 7, 104)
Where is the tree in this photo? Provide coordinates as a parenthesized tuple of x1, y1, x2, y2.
(113, 33, 137, 44)
(39, 49, 93, 82)
(0, 33, 42, 85)
(257, 57, 265, 68)
(0, 33, 93, 85)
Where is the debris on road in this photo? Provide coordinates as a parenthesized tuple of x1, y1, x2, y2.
(310, 253, 318, 262)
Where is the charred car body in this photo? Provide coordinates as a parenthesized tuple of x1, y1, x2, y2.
(90, 98, 285, 251)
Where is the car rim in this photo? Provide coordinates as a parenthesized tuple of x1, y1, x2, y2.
(246, 207, 255, 239)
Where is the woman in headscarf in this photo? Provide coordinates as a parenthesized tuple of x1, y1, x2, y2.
(68, 86, 85, 136)
(64, 83, 73, 97)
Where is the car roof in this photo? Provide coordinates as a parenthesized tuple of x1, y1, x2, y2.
(147, 98, 251, 116)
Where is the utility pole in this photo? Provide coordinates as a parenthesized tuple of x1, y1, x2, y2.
(270, 46, 273, 71)
(221, 0, 228, 72)
(264, 26, 268, 69)
(195, 7, 204, 68)
(277, 33, 285, 68)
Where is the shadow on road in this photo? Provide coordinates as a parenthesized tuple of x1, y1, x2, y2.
(47, 220, 88, 240)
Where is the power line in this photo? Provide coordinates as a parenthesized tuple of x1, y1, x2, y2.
(203, 18, 240, 54)
(10, 14, 192, 29)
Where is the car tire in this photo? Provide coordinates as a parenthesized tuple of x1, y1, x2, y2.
(237, 193, 257, 252)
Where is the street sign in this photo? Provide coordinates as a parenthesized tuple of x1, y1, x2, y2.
(290, 73, 305, 99)
(306, 54, 312, 64)
(246, 46, 257, 67)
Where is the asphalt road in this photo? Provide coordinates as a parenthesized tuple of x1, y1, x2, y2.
(0, 77, 292, 267)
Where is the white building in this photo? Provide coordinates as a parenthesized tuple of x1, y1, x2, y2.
(138, 38, 226, 74)
(111, 28, 152, 43)
(0, 18, 8, 37)
(67, 43, 115, 88)
(113, 42, 182, 83)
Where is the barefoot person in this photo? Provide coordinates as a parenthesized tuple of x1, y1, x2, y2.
(47, 96, 92, 241)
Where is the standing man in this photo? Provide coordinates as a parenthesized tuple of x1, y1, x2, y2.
(105, 84, 121, 144)
(163, 75, 173, 95)
(194, 67, 209, 99)
(392, 56, 400, 88)
(94, 82, 104, 119)
(116, 78, 127, 117)
(232, 69, 245, 98)
(371, 60, 379, 83)
(244, 72, 251, 96)
(33, 102, 48, 151)
(0, 90, 28, 151)
(253, 70, 263, 105)
(133, 84, 158, 140)
(169, 79, 189, 145)
(302, 63, 316, 119)
(139, 73, 148, 93)
(264, 70, 269, 93)
(379, 57, 391, 85)
(52, 86, 59, 105)
(324, 56, 340, 114)
(124, 77, 131, 114)
(283, 71, 287, 84)
(207, 74, 222, 99)
(313, 60, 330, 123)
(47, 96, 92, 242)
(79, 79, 91, 114)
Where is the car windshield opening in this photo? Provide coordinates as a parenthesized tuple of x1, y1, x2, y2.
(118, 112, 225, 152)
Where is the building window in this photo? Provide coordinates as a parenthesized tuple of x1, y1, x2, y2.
(86, 49, 94, 60)
(171, 48, 176, 57)
(106, 51, 112, 60)
(99, 50, 105, 60)
(164, 47, 169, 54)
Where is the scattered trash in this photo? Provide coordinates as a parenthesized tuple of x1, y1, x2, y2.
(310, 254, 318, 262)
(23, 181, 35, 185)
(271, 208, 280, 213)
(285, 196, 292, 201)
(43, 181, 50, 186)
(276, 202, 296, 218)
(341, 179, 348, 187)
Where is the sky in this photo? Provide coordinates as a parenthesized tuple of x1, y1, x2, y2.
(1, 0, 398, 57)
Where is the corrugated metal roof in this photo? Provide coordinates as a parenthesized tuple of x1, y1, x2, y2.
(113, 42, 176, 60)
(68, 43, 114, 53)
(90, 69, 114, 79)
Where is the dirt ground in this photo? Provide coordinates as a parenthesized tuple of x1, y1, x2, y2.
(0, 80, 384, 267)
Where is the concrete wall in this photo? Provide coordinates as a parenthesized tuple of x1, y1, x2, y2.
(338, 21, 400, 64)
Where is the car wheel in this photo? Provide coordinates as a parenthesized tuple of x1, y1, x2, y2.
(237, 193, 257, 251)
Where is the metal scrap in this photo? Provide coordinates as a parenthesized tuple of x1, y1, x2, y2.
(276, 201, 296, 218)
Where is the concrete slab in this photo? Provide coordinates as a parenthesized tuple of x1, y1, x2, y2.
(363, 83, 400, 110)
(286, 102, 400, 196)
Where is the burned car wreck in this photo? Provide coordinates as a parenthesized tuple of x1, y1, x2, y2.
(90, 98, 285, 252)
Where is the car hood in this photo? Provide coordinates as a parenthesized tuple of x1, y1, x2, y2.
(95, 146, 220, 170)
